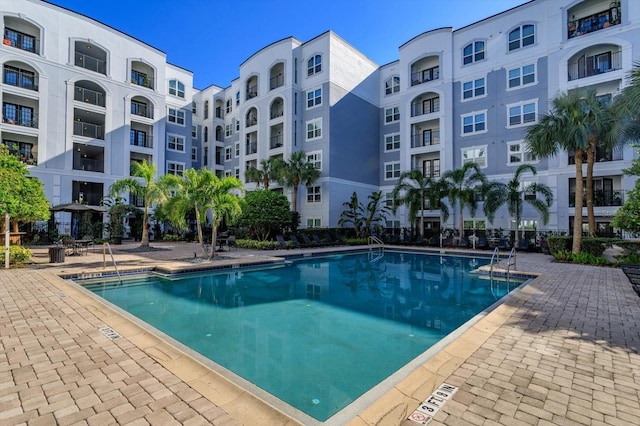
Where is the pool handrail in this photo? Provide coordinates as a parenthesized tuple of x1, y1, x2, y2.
(102, 242, 122, 281)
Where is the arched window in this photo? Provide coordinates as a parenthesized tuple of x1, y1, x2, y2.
(463, 41, 485, 65)
(169, 79, 185, 98)
(385, 76, 400, 95)
(508, 25, 535, 51)
(307, 54, 322, 76)
(204, 100, 209, 119)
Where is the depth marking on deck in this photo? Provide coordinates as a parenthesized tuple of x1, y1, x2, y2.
(407, 383, 458, 424)
(98, 326, 122, 340)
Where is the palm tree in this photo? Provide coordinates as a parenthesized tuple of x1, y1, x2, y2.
(275, 151, 320, 213)
(440, 163, 487, 239)
(245, 158, 282, 190)
(613, 62, 640, 142)
(338, 192, 364, 238)
(483, 164, 553, 247)
(362, 191, 389, 238)
(526, 90, 618, 252)
(392, 169, 448, 238)
(109, 160, 167, 248)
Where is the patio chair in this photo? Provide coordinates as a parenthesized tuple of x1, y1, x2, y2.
(516, 238, 529, 251)
(275, 235, 289, 249)
(476, 236, 488, 249)
(288, 234, 306, 248)
(300, 234, 316, 247)
(497, 238, 510, 250)
(312, 233, 330, 246)
(227, 235, 237, 251)
(457, 236, 469, 248)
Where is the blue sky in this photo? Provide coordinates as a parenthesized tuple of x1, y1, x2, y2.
(47, 0, 529, 89)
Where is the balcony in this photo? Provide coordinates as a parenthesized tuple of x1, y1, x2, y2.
(411, 66, 439, 87)
(131, 70, 154, 89)
(3, 28, 38, 54)
(270, 134, 283, 149)
(247, 85, 258, 99)
(245, 141, 257, 155)
(569, 190, 623, 207)
(131, 100, 154, 119)
(74, 85, 105, 107)
(3, 65, 38, 91)
(411, 130, 440, 148)
(73, 143, 105, 173)
(3, 104, 38, 128)
(411, 96, 440, 117)
(72, 181, 103, 206)
(568, 3, 621, 40)
(2, 139, 36, 165)
(568, 146, 623, 165)
(74, 121, 104, 140)
(75, 52, 106, 75)
(270, 74, 284, 90)
(130, 130, 153, 148)
(568, 50, 621, 81)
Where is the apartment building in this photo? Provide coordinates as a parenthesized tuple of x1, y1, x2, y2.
(2, 0, 638, 235)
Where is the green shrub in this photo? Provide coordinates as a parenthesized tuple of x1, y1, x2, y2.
(162, 234, 183, 242)
(617, 252, 640, 265)
(552, 249, 612, 266)
(547, 236, 572, 255)
(580, 238, 612, 257)
(235, 239, 278, 250)
(552, 250, 572, 261)
(345, 238, 368, 245)
(614, 240, 640, 255)
(0, 245, 32, 265)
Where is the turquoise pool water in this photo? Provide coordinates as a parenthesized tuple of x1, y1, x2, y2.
(83, 251, 523, 421)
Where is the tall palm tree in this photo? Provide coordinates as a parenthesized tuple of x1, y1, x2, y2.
(440, 163, 487, 239)
(338, 192, 364, 238)
(613, 62, 640, 142)
(203, 175, 244, 258)
(392, 169, 448, 238)
(245, 158, 282, 190)
(109, 160, 167, 248)
(483, 164, 553, 247)
(363, 191, 389, 238)
(526, 91, 618, 252)
(275, 151, 320, 213)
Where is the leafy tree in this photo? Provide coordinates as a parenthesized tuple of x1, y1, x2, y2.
(483, 164, 553, 246)
(440, 163, 487, 239)
(526, 91, 618, 252)
(245, 158, 283, 190)
(239, 190, 291, 241)
(275, 151, 320, 213)
(338, 192, 364, 237)
(392, 169, 447, 238)
(612, 154, 640, 234)
(0, 145, 50, 236)
(109, 160, 167, 248)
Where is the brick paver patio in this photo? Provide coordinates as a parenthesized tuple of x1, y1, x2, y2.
(1, 242, 638, 425)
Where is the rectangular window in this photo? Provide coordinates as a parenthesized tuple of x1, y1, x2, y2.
(226, 99, 232, 113)
(204, 146, 208, 166)
(235, 142, 240, 157)
(508, 141, 537, 165)
(225, 124, 232, 137)
(508, 64, 535, 89)
(306, 119, 322, 141)
(462, 146, 487, 167)
(167, 162, 184, 176)
(167, 135, 185, 152)
(224, 169, 232, 177)
(167, 107, 185, 125)
(306, 87, 322, 108)
(192, 101, 197, 115)
(307, 186, 321, 203)
(508, 101, 537, 127)
(235, 167, 240, 179)
(225, 147, 232, 161)
(235, 118, 240, 132)
(191, 125, 197, 138)
(385, 107, 400, 124)
(462, 111, 486, 135)
(385, 192, 395, 208)
(191, 147, 197, 162)
(384, 162, 400, 180)
(385, 133, 400, 151)
(307, 151, 322, 170)
(462, 78, 485, 100)
(306, 218, 322, 228)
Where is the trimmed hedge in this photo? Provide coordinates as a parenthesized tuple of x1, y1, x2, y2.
(0, 245, 32, 265)
(547, 236, 612, 256)
(235, 239, 278, 250)
(615, 240, 640, 255)
(547, 236, 572, 255)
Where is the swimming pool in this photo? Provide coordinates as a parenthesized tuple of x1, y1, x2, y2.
(82, 250, 524, 422)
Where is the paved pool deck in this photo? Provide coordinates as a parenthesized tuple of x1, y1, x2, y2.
(0, 241, 638, 425)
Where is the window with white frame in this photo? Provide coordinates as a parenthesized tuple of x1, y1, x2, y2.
(235, 117, 240, 132)
(167, 107, 185, 125)
(385, 192, 396, 208)
(204, 101, 209, 119)
(384, 133, 400, 151)
(508, 64, 535, 89)
(306, 87, 322, 109)
(307, 54, 322, 76)
(306, 118, 322, 141)
(508, 24, 535, 51)
(224, 169, 232, 177)
(508, 100, 537, 127)
(462, 146, 487, 167)
(234, 167, 240, 179)
(225, 146, 232, 161)
(192, 101, 197, 115)
(235, 142, 240, 157)
(236, 91, 240, 105)
(462, 77, 485, 100)
(226, 99, 232, 113)
(168, 79, 185, 98)
(463, 41, 485, 65)
(385, 76, 400, 95)
(384, 161, 400, 180)
(461, 111, 486, 135)
(307, 151, 322, 170)
(385, 107, 400, 124)
(167, 162, 184, 176)
(191, 125, 197, 138)
(307, 218, 322, 228)
(225, 124, 232, 137)
(190, 148, 197, 163)
(307, 185, 321, 203)
(167, 134, 185, 152)
(507, 141, 538, 165)
(386, 220, 400, 228)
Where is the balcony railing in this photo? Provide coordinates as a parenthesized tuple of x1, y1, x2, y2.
(270, 135, 283, 149)
(569, 190, 623, 207)
(73, 158, 104, 173)
(3, 29, 38, 54)
(245, 141, 257, 155)
(73, 121, 105, 140)
(131, 101, 154, 119)
(568, 147, 623, 165)
(270, 108, 284, 119)
(2, 140, 36, 165)
(411, 66, 439, 86)
(75, 52, 106, 75)
(568, 50, 622, 81)
(3, 66, 38, 91)
(131, 70, 154, 89)
(568, 7, 621, 39)
(74, 86, 105, 107)
(2, 109, 38, 128)
(411, 132, 440, 148)
(246, 85, 258, 99)
(411, 102, 440, 117)
(130, 131, 153, 148)
(270, 74, 284, 90)
(246, 116, 257, 127)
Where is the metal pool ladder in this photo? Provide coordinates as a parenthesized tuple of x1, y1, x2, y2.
(489, 247, 500, 278)
(102, 243, 122, 281)
(368, 236, 384, 263)
(489, 246, 517, 280)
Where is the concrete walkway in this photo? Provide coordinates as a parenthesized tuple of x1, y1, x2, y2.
(0, 241, 638, 425)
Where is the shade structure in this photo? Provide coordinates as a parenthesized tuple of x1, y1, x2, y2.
(50, 203, 107, 213)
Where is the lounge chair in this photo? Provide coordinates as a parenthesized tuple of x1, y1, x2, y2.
(275, 235, 289, 249)
(516, 239, 529, 251)
(427, 236, 439, 247)
(300, 234, 316, 247)
(312, 233, 330, 246)
(410, 235, 425, 245)
(457, 236, 469, 248)
(476, 236, 488, 249)
(289, 234, 308, 248)
(497, 238, 510, 250)
(442, 236, 454, 248)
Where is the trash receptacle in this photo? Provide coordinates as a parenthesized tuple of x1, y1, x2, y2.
(49, 246, 65, 263)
